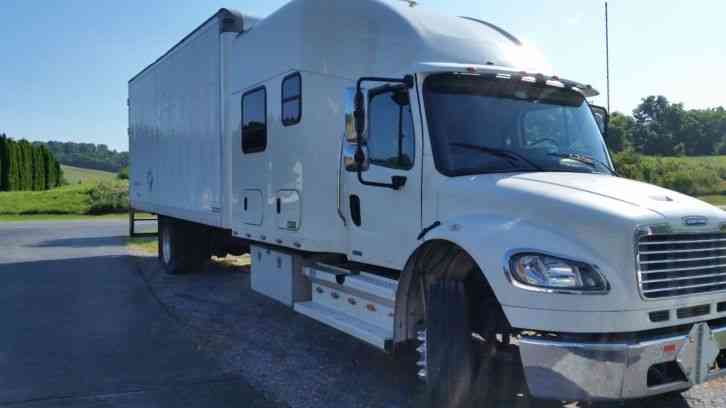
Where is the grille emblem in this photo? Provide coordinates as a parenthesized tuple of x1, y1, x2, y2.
(683, 216, 708, 226)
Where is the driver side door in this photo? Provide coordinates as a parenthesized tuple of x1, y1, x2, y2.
(342, 86, 422, 270)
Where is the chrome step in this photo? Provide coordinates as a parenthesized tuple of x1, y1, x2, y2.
(294, 263, 398, 351)
(294, 301, 392, 350)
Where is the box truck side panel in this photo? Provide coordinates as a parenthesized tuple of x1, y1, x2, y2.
(129, 20, 223, 227)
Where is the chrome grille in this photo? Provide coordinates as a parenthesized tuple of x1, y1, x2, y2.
(637, 232, 726, 299)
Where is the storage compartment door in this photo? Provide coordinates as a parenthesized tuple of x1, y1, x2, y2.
(276, 190, 301, 231)
(241, 189, 263, 225)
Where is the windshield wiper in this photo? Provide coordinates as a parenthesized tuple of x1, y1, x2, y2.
(450, 143, 543, 171)
(548, 153, 617, 176)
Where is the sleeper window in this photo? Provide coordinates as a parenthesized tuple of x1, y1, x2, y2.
(242, 87, 267, 153)
(366, 88, 415, 170)
(282, 73, 301, 126)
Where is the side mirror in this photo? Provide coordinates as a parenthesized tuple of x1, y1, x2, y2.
(590, 105, 609, 137)
(344, 88, 368, 144)
(343, 142, 369, 172)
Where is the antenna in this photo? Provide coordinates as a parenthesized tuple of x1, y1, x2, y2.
(605, 1, 611, 112)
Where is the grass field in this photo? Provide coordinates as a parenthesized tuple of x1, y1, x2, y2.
(127, 236, 158, 254)
(653, 156, 726, 205)
(0, 213, 129, 222)
(0, 165, 126, 220)
(0, 184, 95, 215)
(61, 165, 117, 184)
(660, 156, 726, 167)
(0, 179, 128, 217)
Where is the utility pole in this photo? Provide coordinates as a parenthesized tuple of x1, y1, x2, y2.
(605, 1, 611, 112)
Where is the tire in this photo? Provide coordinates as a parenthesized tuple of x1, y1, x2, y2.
(424, 280, 479, 408)
(159, 217, 183, 274)
(158, 217, 208, 275)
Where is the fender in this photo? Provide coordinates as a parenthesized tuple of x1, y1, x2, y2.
(394, 214, 626, 343)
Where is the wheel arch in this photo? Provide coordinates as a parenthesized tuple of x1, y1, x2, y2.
(393, 237, 508, 344)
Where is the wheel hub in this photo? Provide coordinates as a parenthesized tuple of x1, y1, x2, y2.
(162, 226, 171, 265)
(416, 328, 427, 381)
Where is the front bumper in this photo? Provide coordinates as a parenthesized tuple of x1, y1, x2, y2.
(519, 322, 726, 401)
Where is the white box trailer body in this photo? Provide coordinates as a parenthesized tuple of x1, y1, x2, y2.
(130, 0, 726, 403)
(129, 10, 258, 228)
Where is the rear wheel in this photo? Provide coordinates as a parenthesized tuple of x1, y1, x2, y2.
(158, 217, 209, 274)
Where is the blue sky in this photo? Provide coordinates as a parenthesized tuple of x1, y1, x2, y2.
(1, 0, 724, 151)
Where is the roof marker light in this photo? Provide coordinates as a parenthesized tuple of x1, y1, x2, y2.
(663, 344, 677, 354)
(546, 80, 565, 88)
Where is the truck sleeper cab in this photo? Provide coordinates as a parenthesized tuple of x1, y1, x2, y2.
(128, 0, 726, 404)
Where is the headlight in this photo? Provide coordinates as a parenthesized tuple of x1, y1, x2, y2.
(509, 253, 609, 293)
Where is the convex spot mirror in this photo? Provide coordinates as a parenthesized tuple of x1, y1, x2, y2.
(343, 143, 369, 172)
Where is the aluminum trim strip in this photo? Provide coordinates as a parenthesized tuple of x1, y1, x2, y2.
(640, 246, 726, 255)
(643, 272, 726, 284)
(640, 254, 726, 264)
(643, 280, 726, 294)
(640, 263, 726, 274)
(640, 238, 726, 246)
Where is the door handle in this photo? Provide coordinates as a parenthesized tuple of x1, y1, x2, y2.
(349, 195, 361, 226)
(391, 175, 407, 190)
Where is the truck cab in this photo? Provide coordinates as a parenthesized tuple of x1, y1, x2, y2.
(341, 65, 726, 401)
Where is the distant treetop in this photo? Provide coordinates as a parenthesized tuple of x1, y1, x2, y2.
(39, 141, 129, 173)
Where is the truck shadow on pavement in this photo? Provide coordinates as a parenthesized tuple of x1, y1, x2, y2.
(30, 236, 129, 248)
(129, 253, 697, 408)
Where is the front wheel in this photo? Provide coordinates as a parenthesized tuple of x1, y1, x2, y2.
(421, 280, 490, 408)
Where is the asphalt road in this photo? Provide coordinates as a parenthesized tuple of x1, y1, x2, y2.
(0, 220, 723, 408)
(0, 220, 284, 407)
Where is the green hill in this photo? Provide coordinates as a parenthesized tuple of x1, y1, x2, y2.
(42, 141, 128, 172)
(61, 165, 116, 184)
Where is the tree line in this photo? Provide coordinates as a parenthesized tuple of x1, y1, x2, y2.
(607, 96, 726, 156)
(0, 134, 63, 192)
(42, 141, 129, 173)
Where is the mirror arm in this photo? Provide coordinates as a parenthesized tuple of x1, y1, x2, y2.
(354, 75, 414, 191)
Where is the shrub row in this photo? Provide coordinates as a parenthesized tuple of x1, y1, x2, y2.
(87, 182, 129, 214)
(613, 151, 722, 197)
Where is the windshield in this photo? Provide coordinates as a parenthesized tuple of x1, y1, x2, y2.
(423, 73, 612, 176)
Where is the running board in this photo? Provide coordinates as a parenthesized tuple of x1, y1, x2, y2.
(293, 262, 398, 351)
(294, 301, 392, 351)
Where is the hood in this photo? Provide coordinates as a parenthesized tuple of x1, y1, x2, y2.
(436, 172, 725, 242)
(508, 172, 722, 219)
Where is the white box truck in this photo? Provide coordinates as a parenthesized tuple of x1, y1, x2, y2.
(129, 0, 726, 404)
